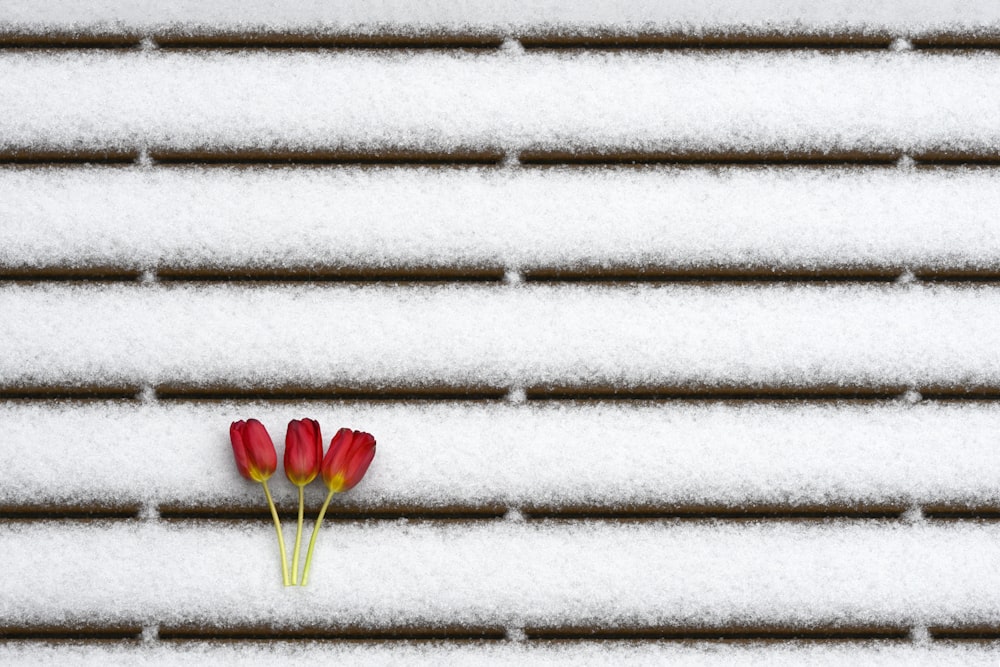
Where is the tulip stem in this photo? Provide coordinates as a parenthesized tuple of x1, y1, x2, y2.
(291, 485, 305, 585)
(300, 488, 336, 587)
(261, 480, 291, 587)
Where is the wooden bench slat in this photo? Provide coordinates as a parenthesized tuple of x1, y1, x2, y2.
(1, 52, 999, 154)
(3, 642, 999, 666)
(3, 283, 1000, 388)
(2, 168, 999, 276)
(1, 402, 998, 509)
(2, 522, 999, 626)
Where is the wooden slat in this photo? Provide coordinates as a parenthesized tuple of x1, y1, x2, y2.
(3, 283, 1000, 390)
(1, 522, 999, 627)
(1, 402, 999, 512)
(2, 167, 999, 278)
(1, 52, 999, 155)
(5, 643, 1000, 667)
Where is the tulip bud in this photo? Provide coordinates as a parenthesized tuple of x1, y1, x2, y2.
(321, 428, 376, 493)
(284, 418, 323, 487)
(230, 419, 277, 482)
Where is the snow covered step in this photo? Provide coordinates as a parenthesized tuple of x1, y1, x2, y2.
(3, 401, 1000, 512)
(3, 167, 1000, 277)
(3, 522, 1000, 628)
(4, 645, 1000, 667)
(2, 51, 1000, 156)
(1, 0, 999, 46)
(3, 283, 1000, 391)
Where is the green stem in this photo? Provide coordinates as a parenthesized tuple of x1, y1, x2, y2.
(300, 489, 335, 587)
(261, 480, 291, 587)
(291, 485, 305, 585)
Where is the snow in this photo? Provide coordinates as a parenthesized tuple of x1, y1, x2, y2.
(1, 1, 999, 38)
(2, 643, 1000, 667)
(1, 51, 999, 154)
(3, 283, 1000, 388)
(2, 521, 1000, 627)
(2, 167, 1000, 273)
(3, 3, 999, 662)
(4, 401, 1000, 509)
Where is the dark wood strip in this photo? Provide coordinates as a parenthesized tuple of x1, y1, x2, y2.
(154, 265, 504, 282)
(525, 623, 911, 641)
(2, 384, 988, 403)
(0, 34, 141, 48)
(919, 386, 1000, 400)
(915, 150, 1000, 166)
(149, 149, 505, 166)
(518, 149, 902, 166)
(0, 149, 139, 164)
(523, 503, 907, 521)
(153, 33, 504, 49)
(525, 385, 910, 401)
(922, 505, 1000, 520)
(518, 33, 894, 50)
(0, 504, 141, 520)
(917, 269, 1000, 282)
(10, 264, 1000, 285)
(913, 36, 1000, 49)
(159, 623, 506, 641)
(0, 625, 142, 641)
(0, 266, 142, 281)
(158, 502, 508, 522)
(6, 384, 1000, 403)
(929, 625, 1000, 640)
(154, 384, 507, 401)
(525, 266, 902, 283)
(0, 385, 140, 400)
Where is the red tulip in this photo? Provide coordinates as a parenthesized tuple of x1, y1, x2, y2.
(321, 428, 376, 493)
(230, 419, 277, 482)
(284, 418, 323, 486)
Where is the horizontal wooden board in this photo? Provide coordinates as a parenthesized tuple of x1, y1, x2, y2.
(2, 167, 999, 276)
(2, 643, 1000, 667)
(0, 52, 999, 155)
(2, 401, 1000, 511)
(3, 283, 1000, 389)
(2, 522, 1000, 627)
(1, 0, 999, 44)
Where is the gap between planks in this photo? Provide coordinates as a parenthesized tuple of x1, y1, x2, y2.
(2, 32, 1000, 51)
(6, 266, 1000, 284)
(3, 148, 1000, 167)
(3, 383, 1000, 402)
(4, 501, 999, 523)
(12, 622, 1000, 643)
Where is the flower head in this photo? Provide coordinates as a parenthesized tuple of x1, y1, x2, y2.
(284, 418, 323, 486)
(230, 419, 277, 482)
(321, 428, 376, 493)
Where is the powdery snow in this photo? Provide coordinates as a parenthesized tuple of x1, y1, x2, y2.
(3, 283, 1000, 388)
(1, 643, 999, 667)
(1, 521, 999, 627)
(1, 0, 999, 37)
(2, 167, 999, 273)
(1, 51, 999, 154)
(3, 401, 1000, 509)
(3, 3, 999, 662)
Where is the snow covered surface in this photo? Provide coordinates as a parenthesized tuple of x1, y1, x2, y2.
(3, 283, 1000, 388)
(1, 0, 999, 37)
(3, 521, 1000, 627)
(4, 1, 1000, 662)
(3, 401, 1000, 508)
(2, 167, 1000, 273)
(1, 51, 1000, 154)
(4, 644, 1000, 667)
